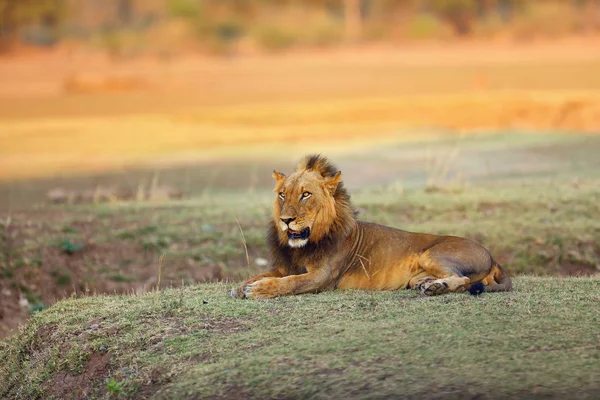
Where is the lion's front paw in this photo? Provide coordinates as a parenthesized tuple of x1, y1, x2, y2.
(230, 286, 247, 299)
(243, 278, 281, 299)
(413, 278, 434, 292)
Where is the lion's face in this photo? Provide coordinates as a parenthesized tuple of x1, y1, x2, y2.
(272, 169, 342, 248)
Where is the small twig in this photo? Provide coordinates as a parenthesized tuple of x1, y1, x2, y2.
(235, 217, 250, 269)
(357, 254, 371, 280)
(157, 253, 165, 291)
(150, 170, 161, 201)
(1, 216, 13, 270)
(136, 180, 146, 202)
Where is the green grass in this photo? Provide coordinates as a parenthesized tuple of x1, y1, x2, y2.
(1, 277, 599, 399)
(1, 173, 599, 341)
(7, 176, 600, 283)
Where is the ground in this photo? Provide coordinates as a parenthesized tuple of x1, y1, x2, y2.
(2, 133, 600, 338)
(1, 277, 599, 399)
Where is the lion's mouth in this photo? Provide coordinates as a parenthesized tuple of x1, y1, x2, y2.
(287, 227, 310, 240)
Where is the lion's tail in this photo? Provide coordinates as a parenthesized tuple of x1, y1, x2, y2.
(469, 261, 512, 295)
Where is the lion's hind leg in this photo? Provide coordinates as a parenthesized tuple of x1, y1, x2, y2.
(416, 239, 493, 296)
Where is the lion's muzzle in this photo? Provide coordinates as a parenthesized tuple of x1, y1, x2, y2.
(287, 227, 310, 240)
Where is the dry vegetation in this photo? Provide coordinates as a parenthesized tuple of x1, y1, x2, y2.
(2, 39, 600, 181)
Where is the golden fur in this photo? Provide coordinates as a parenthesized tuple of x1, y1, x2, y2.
(232, 155, 511, 299)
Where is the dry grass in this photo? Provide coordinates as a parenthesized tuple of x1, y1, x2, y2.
(235, 216, 250, 270)
(1, 40, 600, 180)
(1, 91, 600, 180)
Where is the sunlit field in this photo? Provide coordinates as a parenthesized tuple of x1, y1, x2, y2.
(2, 40, 600, 181)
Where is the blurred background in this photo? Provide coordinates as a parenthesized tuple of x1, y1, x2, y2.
(2, 1, 600, 54)
(1, 0, 600, 337)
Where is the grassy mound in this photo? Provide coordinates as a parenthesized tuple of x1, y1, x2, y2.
(1, 277, 599, 399)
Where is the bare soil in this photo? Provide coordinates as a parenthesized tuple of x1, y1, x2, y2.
(46, 352, 111, 400)
(0, 208, 230, 339)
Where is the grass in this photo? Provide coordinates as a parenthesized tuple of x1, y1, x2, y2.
(1, 277, 599, 399)
(1, 131, 600, 397)
(4, 172, 600, 287)
(1, 164, 600, 396)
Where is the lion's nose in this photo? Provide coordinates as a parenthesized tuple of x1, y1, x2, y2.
(280, 217, 296, 225)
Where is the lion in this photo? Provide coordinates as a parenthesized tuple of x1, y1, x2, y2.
(231, 154, 511, 299)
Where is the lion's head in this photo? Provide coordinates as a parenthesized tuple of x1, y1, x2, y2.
(271, 155, 356, 248)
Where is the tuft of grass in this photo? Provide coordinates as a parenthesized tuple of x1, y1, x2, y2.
(23, 289, 46, 314)
(60, 225, 79, 234)
(142, 235, 171, 252)
(63, 344, 91, 374)
(116, 224, 159, 240)
(106, 378, 123, 397)
(106, 377, 124, 397)
(1, 277, 599, 399)
(54, 274, 71, 286)
(59, 239, 84, 255)
(107, 273, 136, 283)
(0, 217, 19, 277)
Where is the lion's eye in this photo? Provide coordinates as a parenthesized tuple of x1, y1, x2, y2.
(278, 192, 285, 200)
(301, 192, 312, 199)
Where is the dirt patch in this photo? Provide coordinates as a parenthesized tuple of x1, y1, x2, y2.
(142, 316, 249, 341)
(136, 366, 172, 400)
(201, 319, 248, 334)
(560, 242, 600, 276)
(46, 352, 110, 400)
(0, 208, 239, 339)
(34, 315, 246, 399)
(28, 322, 59, 353)
(206, 385, 251, 400)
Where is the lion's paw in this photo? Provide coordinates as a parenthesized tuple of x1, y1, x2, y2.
(413, 278, 434, 292)
(420, 280, 448, 296)
(230, 286, 247, 299)
(243, 278, 280, 299)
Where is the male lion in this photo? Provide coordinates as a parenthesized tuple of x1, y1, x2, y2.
(232, 155, 511, 299)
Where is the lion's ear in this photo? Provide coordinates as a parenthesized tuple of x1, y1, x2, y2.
(324, 171, 342, 195)
(272, 170, 286, 183)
